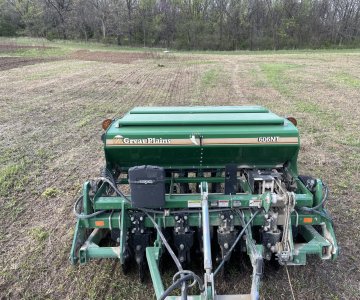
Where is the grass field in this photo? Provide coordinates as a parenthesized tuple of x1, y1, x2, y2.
(0, 38, 359, 300)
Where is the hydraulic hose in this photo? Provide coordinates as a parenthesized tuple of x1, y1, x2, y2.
(214, 209, 260, 277)
(73, 195, 106, 219)
(313, 182, 329, 210)
(158, 274, 194, 300)
(73, 169, 128, 219)
(172, 270, 204, 290)
(98, 176, 131, 204)
(144, 211, 194, 300)
(142, 211, 183, 272)
(299, 182, 332, 222)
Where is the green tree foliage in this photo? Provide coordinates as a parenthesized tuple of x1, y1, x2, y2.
(0, 0, 18, 36)
(1, 0, 359, 50)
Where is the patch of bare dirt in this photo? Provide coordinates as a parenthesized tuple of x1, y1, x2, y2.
(0, 57, 59, 71)
(0, 44, 53, 52)
(70, 49, 161, 64)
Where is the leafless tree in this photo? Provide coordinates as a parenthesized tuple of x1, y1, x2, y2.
(44, 0, 72, 38)
(2, 0, 359, 49)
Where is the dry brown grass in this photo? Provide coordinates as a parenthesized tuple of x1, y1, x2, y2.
(0, 44, 359, 300)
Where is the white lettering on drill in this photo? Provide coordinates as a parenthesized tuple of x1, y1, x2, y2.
(122, 137, 171, 144)
(258, 136, 279, 143)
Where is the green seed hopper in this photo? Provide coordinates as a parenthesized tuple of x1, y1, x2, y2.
(70, 106, 338, 300)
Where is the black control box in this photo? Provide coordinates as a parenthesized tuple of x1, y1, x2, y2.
(128, 165, 165, 208)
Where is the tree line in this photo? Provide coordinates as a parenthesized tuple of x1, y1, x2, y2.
(1, 0, 359, 50)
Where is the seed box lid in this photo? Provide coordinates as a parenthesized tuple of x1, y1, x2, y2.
(130, 106, 268, 114)
(119, 106, 283, 126)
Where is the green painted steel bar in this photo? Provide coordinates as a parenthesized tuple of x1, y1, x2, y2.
(324, 218, 339, 261)
(294, 177, 316, 199)
(119, 176, 225, 184)
(76, 224, 333, 267)
(301, 225, 329, 244)
(239, 179, 252, 193)
(82, 182, 91, 227)
(119, 175, 313, 187)
(146, 247, 165, 299)
(290, 225, 333, 265)
(79, 228, 106, 263)
(78, 229, 120, 263)
(314, 179, 324, 207)
(93, 181, 108, 200)
(82, 211, 326, 229)
(93, 193, 313, 210)
(82, 182, 91, 214)
(69, 219, 81, 264)
(130, 106, 269, 114)
(166, 296, 203, 299)
(85, 246, 119, 259)
(79, 246, 120, 262)
(119, 201, 127, 264)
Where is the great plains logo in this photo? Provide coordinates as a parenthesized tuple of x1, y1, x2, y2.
(258, 136, 279, 143)
(121, 137, 171, 144)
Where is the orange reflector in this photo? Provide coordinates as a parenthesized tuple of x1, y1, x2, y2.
(286, 116, 297, 126)
(102, 119, 112, 130)
(95, 220, 105, 227)
(303, 217, 313, 223)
